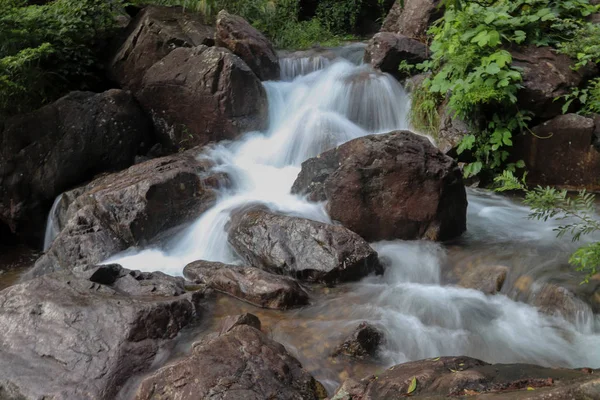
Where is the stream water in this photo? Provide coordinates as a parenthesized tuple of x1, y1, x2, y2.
(40, 44, 600, 394)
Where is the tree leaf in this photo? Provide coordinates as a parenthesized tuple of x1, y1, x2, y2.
(407, 377, 417, 394)
(527, 387, 535, 391)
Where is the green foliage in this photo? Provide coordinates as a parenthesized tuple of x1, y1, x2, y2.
(408, 80, 441, 136)
(0, 0, 118, 117)
(561, 78, 600, 115)
(315, 0, 363, 34)
(495, 171, 600, 283)
(414, 0, 599, 178)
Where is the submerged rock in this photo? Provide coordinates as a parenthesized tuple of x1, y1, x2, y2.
(183, 260, 310, 310)
(0, 270, 204, 400)
(364, 32, 428, 77)
(458, 265, 509, 295)
(227, 207, 382, 284)
(108, 5, 215, 91)
(0, 89, 152, 246)
(215, 10, 280, 81)
(333, 356, 599, 399)
(137, 45, 268, 151)
(135, 324, 326, 400)
(30, 149, 224, 279)
(332, 322, 384, 359)
(292, 130, 467, 242)
(530, 283, 594, 327)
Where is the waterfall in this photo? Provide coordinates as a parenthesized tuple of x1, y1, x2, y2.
(43, 193, 64, 251)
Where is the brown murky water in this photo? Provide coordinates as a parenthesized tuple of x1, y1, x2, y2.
(0, 244, 38, 290)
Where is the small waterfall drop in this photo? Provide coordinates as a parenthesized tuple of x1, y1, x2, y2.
(43, 193, 64, 251)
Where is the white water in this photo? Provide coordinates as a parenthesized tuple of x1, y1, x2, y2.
(46, 46, 599, 378)
(43, 194, 63, 251)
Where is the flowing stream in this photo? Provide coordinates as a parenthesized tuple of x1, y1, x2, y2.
(44, 44, 600, 394)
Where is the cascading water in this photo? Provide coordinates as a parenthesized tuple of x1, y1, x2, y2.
(91, 45, 599, 391)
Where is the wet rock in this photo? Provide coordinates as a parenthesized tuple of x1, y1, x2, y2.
(518, 114, 600, 190)
(183, 260, 309, 310)
(530, 283, 594, 326)
(215, 10, 280, 81)
(458, 265, 509, 295)
(0, 89, 152, 246)
(108, 5, 215, 91)
(333, 356, 599, 399)
(364, 32, 428, 77)
(512, 47, 598, 119)
(332, 322, 384, 359)
(29, 150, 224, 279)
(219, 313, 262, 334)
(381, 0, 443, 39)
(137, 45, 268, 151)
(135, 324, 325, 400)
(227, 207, 382, 284)
(0, 270, 203, 400)
(292, 131, 467, 242)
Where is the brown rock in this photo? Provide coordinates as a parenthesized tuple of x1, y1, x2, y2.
(458, 265, 509, 295)
(292, 131, 468, 242)
(364, 32, 428, 77)
(183, 260, 310, 310)
(0, 90, 152, 247)
(108, 5, 215, 91)
(137, 45, 268, 151)
(437, 100, 470, 154)
(135, 325, 325, 400)
(215, 10, 280, 81)
(332, 322, 384, 359)
(520, 114, 600, 190)
(219, 313, 262, 334)
(530, 283, 594, 326)
(227, 207, 382, 284)
(381, 0, 443, 40)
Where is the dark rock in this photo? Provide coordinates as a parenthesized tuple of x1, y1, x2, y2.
(135, 325, 325, 400)
(332, 322, 384, 359)
(437, 100, 470, 154)
(108, 5, 215, 91)
(530, 283, 594, 326)
(227, 207, 382, 284)
(30, 150, 224, 279)
(0, 270, 203, 400)
(137, 45, 268, 151)
(292, 131, 467, 242)
(519, 113, 600, 190)
(381, 0, 443, 39)
(458, 265, 509, 295)
(215, 10, 280, 81)
(183, 260, 309, 309)
(333, 356, 599, 399)
(219, 313, 262, 334)
(0, 90, 152, 246)
(512, 47, 598, 120)
(364, 32, 428, 77)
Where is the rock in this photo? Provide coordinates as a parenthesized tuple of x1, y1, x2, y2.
(183, 260, 310, 310)
(437, 100, 470, 155)
(458, 265, 509, 295)
(511, 47, 598, 119)
(0, 89, 152, 246)
(530, 283, 594, 326)
(0, 270, 203, 400)
(332, 322, 384, 359)
(137, 45, 268, 151)
(227, 207, 382, 284)
(332, 356, 599, 399)
(215, 10, 280, 81)
(219, 313, 262, 334)
(108, 5, 215, 91)
(381, 0, 443, 39)
(364, 32, 428, 77)
(29, 150, 224, 279)
(519, 114, 600, 190)
(292, 131, 468, 242)
(135, 324, 325, 400)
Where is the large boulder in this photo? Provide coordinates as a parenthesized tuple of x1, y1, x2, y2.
(0, 269, 204, 400)
(108, 5, 215, 91)
(519, 114, 600, 190)
(30, 149, 225, 279)
(215, 10, 280, 81)
(381, 0, 443, 39)
(183, 260, 310, 310)
(333, 356, 600, 399)
(292, 131, 467, 242)
(512, 47, 597, 120)
(227, 207, 382, 285)
(137, 45, 268, 151)
(364, 32, 428, 77)
(0, 89, 152, 247)
(135, 324, 326, 400)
